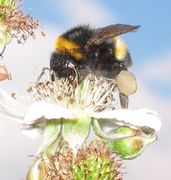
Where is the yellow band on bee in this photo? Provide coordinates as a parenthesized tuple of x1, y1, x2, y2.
(113, 36, 127, 61)
(55, 36, 79, 50)
(55, 36, 83, 60)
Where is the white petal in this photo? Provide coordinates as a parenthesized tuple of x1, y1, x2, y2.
(24, 102, 75, 124)
(0, 88, 26, 123)
(91, 108, 161, 131)
(21, 128, 44, 139)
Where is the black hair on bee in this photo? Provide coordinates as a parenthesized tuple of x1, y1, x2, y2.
(50, 24, 140, 82)
(50, 24, 140, 108)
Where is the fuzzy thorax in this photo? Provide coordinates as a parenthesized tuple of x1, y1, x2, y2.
(55, 36, 83, 60)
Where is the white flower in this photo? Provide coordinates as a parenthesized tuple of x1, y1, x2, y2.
(0, 88, 75, 138)
(0, 73, 161, 152)
(91, 108, 161, 132)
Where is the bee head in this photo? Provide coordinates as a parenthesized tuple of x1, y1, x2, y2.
(50, 52, 78, 82)
(51, 24, 140, 83)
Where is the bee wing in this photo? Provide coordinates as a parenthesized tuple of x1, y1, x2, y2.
(87, 24, 140, 45)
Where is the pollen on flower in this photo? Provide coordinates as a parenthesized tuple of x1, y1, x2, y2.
(73, 143, 124, 180)
(38, 147, 74, 180)
(35, 142, 124, 180)
(0, 0, 43, 44)
(27, 68, 122, 113)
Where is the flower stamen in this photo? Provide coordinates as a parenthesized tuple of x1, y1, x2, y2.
(27, 68, 120, 113)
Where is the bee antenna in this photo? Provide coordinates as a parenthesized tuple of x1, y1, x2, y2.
(37, 67, 50, 81)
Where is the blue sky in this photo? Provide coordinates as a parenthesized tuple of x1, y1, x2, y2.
(23, 0, 171, 58)
(23, 0, 171, 99)
(0, 1, 171, 180)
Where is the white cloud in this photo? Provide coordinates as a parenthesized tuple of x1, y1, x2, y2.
(54, 0, 115, 27)
(125, 50, 171, 179)
(130, 80, 171, 144)
(0, 26, 58, 179)
(139, 53, 171, 81)
(125, 150, 171, 180)
(125, 74, 171, 179)
(0, 26, 60, 93)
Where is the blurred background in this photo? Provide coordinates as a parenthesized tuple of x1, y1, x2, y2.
(0, 0, 171, 179)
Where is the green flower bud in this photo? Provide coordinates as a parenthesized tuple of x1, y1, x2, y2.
(108, 126, 157, 159)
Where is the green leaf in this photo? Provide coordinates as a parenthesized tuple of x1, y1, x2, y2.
(63, 110, 91, 151)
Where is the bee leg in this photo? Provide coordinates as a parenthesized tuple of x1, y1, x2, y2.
(37, 67, 51, 81)
(119, 93, 129, 109)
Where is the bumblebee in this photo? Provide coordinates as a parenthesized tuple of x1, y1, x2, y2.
(50, 24, 140, 81)
(50, 24, 140, 107)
